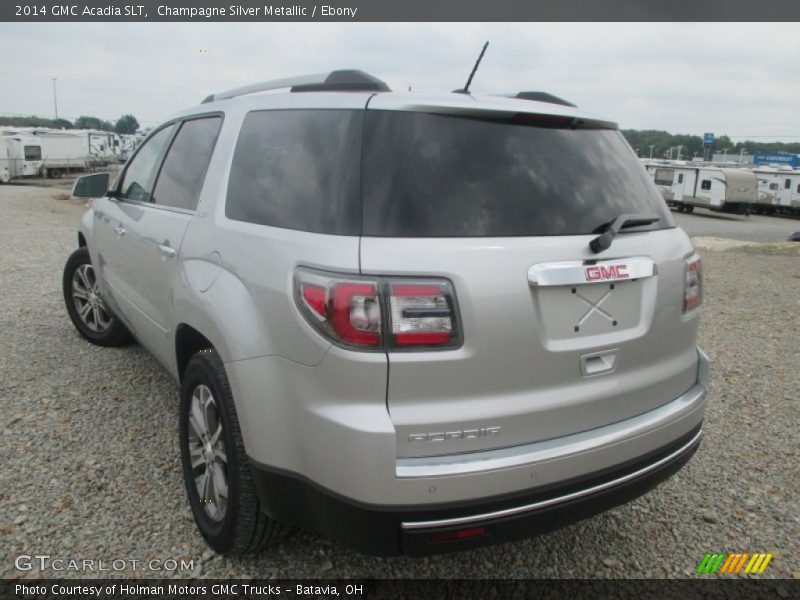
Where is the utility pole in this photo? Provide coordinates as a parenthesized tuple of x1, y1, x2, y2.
(51, 77, 58, 120)
(739, 147, 747, 163)
(649, 145, 654, 158)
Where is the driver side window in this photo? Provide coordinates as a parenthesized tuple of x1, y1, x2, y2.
(119, 125, 175, 201)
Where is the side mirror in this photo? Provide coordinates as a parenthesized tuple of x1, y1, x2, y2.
(72, 173, 110, 198)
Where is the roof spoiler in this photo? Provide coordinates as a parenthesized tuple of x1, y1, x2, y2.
(513, 91, 577, 108)
(202, 69, 390, 103)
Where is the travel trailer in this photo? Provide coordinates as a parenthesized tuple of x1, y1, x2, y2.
(752, 166, 800, 215)
(643, 160, 757, 214)
(0, 130, 87, 179)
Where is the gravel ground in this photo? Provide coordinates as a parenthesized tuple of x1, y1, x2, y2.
(1, 186, 798, 580)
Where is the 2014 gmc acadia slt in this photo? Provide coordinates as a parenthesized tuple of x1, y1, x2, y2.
(63, 70, 708, 556)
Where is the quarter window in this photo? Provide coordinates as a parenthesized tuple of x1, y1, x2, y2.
(119, 125, 175, 202)
(24, 145, 42, 161)
(700, 180, 712, 191)
(226, 110, 362, 235)
(678, 173, 684, 184)
(153, 117, 222, 211)
(785, 179, 791, 189)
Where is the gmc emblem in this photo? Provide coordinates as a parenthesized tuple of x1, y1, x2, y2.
(585, 264, 629, 282)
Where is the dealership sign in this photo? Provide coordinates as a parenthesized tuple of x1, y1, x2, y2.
(753, 152, 800, 167)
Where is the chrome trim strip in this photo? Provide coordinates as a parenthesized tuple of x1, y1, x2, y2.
(400, 428, 703, 531)
(396, 382, 706, 478)
(528, 256, 655, 287)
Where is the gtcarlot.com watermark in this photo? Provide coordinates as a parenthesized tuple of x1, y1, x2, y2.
(14, 554, 195, 573)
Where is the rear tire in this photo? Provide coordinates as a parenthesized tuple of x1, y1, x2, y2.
(63, 247, 132, 347)
(685, 205, 694, 213)
(179, 349, 290, 555)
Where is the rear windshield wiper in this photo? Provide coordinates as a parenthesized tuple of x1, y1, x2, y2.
(589, 214, 661, 254)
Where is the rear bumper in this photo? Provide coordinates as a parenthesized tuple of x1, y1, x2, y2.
(239, 347, 709, 555)
(250, 425, 702, 556)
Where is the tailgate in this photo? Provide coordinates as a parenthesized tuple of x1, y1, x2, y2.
(362, 229, 700, 458)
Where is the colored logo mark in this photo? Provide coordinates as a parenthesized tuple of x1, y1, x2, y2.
(696, 552, 773, 575)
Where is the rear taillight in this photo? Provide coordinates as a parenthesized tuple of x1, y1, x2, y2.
(389, 282, 456, 347)
(294, 268, 460, 351)
(683, 254, 703, 312)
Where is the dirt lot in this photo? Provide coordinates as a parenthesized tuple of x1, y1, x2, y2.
(0, 186, 798, 580)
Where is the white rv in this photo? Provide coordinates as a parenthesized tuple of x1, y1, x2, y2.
(1, 130, 87, 179)
(643, 160, 757, 214)
(77, 130, 120, 166)
(752, 167, 800, 215)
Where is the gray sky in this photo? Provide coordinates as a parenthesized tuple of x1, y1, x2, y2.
(1, 22, 798, 141)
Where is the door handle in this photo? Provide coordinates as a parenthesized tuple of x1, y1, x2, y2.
(114, 225, 126, 236)
(158, 243, 177, 258)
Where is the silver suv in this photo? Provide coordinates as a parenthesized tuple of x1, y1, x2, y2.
(63, 70, 708, 556)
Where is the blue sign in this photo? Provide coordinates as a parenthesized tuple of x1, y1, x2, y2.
(703, 133, 714, 146)
(753, 152, 800, 168)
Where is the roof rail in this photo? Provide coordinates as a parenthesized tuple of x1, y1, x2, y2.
(202, 69, 390, 103)
(513, 91, 577, 108)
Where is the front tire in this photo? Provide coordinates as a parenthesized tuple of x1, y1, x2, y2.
(179, 349, 289, 555)
(63, 247, 132, 346)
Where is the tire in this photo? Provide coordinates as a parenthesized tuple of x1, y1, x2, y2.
(63, 247, 133, 347)
(179, 349, 290, 555)
(685, 205, 694, 213)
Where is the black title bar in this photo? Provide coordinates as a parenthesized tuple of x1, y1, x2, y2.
(3, 0, 800, 22)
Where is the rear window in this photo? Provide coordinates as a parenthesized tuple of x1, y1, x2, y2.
(362, 111, 672, 237)
(226, 110, 362, 235)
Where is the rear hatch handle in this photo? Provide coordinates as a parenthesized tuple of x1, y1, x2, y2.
(589, 214, 661, 254)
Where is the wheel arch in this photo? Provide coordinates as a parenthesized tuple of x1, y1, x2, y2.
(175, 324, 217, 382)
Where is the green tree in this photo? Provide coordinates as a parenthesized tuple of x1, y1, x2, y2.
(114, 114, 139, 134)
(0, 116, 73, 129)
(74, 115, 114, 131)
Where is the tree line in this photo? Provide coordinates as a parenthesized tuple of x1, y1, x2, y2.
(1, 115, 797, 156)
(621, 129, 800, 159)
(0, 114, 140, 134)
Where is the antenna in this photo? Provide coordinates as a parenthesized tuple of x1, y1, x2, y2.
(453, 41, 489, 94)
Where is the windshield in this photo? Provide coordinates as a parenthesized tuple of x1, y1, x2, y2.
(362, 110, 673, 237)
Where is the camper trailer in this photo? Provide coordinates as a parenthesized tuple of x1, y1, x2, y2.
(752, 167, 800, 215)
(0, 130, 87, 179)
(643, 160, 756, 214)
(79, 130, 120, 166)
(116, 134, 139, 162)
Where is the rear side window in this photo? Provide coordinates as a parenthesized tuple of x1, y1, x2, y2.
(153, 116, 222, 211)
(701, 180, 712, 191)
(24, 145, 42, 161)
(678, 173, 684, 183)
(226, 110, 362, 235)
(362, 111, 672, 237)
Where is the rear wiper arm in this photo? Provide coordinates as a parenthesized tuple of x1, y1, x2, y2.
(589, 214, 661, 254)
